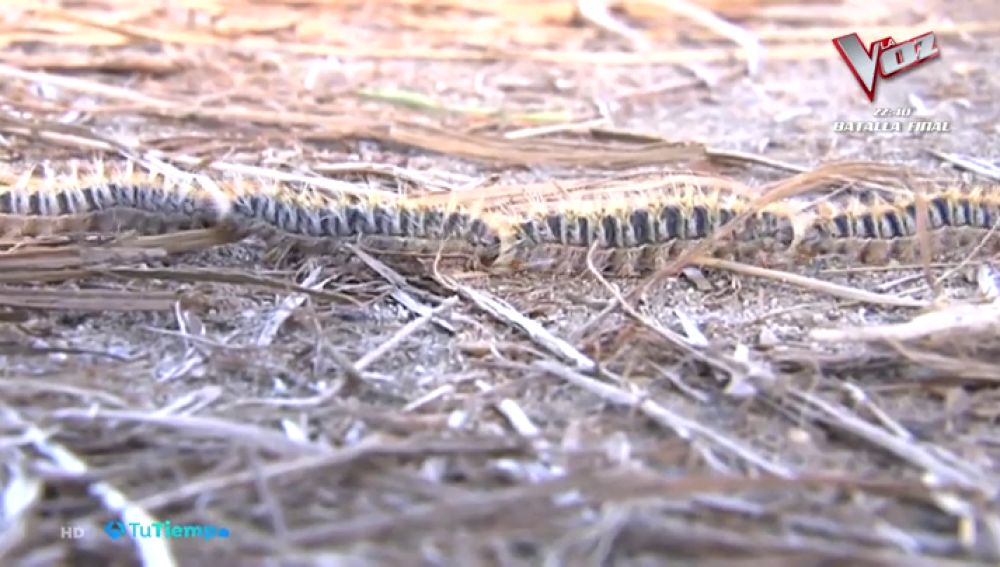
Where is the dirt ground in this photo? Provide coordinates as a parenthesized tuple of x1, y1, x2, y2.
(2, 1, 1000, 566)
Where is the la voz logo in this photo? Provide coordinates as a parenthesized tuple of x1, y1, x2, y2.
(832, 32, 941, 102)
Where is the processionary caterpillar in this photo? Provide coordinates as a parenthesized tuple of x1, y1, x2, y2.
(794, 188, 1000, 264)
(1, 161, 998, 273)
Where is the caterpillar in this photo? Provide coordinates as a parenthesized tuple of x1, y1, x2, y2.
(492, 188, 798, 275)
(0, 163, 229, 237)
(1, 161, 998, 275)
(222, 179, 503, 259)
(795, 188, 1000, 264)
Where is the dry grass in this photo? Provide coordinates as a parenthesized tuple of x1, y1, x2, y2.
(2, 0, 1000, 566)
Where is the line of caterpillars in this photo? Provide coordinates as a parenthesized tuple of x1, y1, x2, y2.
(1, 165, 998, 271)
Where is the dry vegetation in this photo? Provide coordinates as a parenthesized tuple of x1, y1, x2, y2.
(2, 0, 1000, 565)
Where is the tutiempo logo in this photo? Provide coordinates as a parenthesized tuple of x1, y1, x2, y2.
(833, 31, 940, 102)
(104, 521, 125, 540)
(104, 520, 230, 541)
